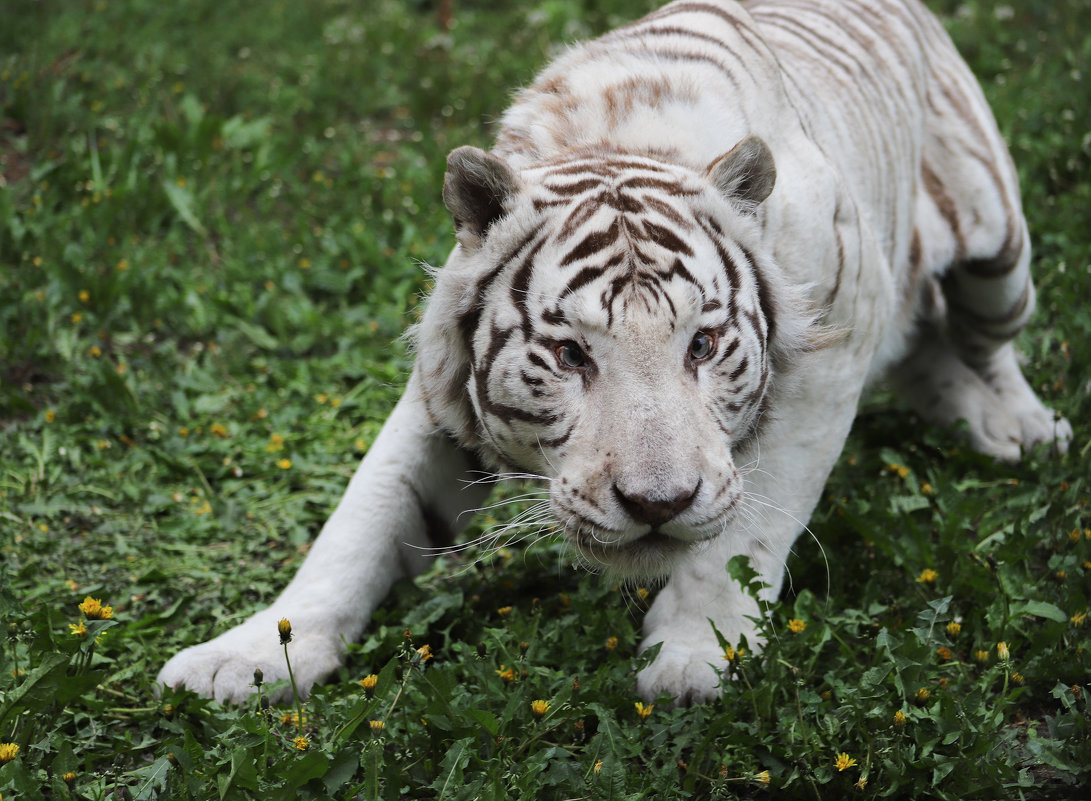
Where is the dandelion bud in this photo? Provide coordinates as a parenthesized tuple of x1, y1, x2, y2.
(253, 668, 264, 687)
(277, 618, 292, 644)
(369, 719, 385, 736)
(945, 621, 961, 637)
(63, 770, 78, 784)
(166, 753, 179, 767)
(476, 641, 487, 658)
(914, 687, 930, 703)
(996, 641, 1010, 661)
(893, 710, 907, 729)
(161, 703, 175, 719)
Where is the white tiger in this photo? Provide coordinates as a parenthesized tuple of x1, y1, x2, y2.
(159, 0, 1072, 704)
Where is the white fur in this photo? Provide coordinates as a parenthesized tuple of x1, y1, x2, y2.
(158, 0, 1071, 705)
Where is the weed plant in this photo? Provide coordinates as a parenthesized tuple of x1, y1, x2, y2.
(1, 0, 1089, 798)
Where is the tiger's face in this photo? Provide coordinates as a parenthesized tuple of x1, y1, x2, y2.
(419, 138, 803, 576)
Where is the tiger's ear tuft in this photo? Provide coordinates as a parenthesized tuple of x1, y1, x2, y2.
(443, 146, 522, 249)
(705, 135, 776, 212)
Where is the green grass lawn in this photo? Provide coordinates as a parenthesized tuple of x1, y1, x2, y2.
(1, 0, 1089, 798)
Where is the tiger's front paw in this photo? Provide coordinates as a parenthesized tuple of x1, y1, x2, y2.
(635, 638, 725, 706)
(157, 611, 343, 704)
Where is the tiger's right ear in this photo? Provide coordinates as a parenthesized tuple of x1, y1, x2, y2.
(443, 146, 522, 249)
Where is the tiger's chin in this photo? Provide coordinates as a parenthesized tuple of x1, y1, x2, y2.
(569, 528, 713, 579)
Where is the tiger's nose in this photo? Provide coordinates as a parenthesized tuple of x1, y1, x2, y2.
(612, 481, 700, 527)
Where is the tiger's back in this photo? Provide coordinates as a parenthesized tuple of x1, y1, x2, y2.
(492, 0, 1026, 369)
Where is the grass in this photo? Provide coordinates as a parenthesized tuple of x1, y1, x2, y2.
(1, 0, 1089, 798)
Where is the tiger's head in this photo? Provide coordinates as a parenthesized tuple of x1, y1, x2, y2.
(416, 136, 813, 577)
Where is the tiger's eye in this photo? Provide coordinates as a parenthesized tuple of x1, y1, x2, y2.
(556, 341, 587, 369)
(689, 331, 715, 361)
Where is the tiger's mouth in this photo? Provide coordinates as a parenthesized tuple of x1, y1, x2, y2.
(570, 527, 698, 576)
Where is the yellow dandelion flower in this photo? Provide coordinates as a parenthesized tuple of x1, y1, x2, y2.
(210, 423, 228, 438)
(89, 345, 102, 357)
(276, 458, 292, 470)
(756, 770, 771, 784)
(893, 709, 907, 728)
(69, 621, 88, 637)
(915, 687, 930, 703)
(788, 618, 806, 633)
(0, 742, 19, 762)
(360, 674, 379, 693)
(1072, 611, 1088, 628)
(44, 409, 56, 423)
(833, 752, 857, 772)
(78, 289, 90, 303)
(292, 736, 309, 751)
(723, 645, 737, 662)
(996, 641, 1010, 661)
(946, 621, 961, 637)
(278, 618, 292, 644)
(62, 771, 77, 784)
(497, 606, 513, 616)
(636, 587, 649, 601)
(975, 649, 990, 663)
(916, 568, 938, 584)
(496, 665, 516, 683)
(593, 760, 603, 774)
(634, 701, 653, 720)
(415, 644, 433, 663)
(71, 312, 82, 323)
(531, 699, 550, 718)
(936, 646, 952, 661)
(1056, 570, 1067, 581)
(369, 719, 385, 735)
(605, 636, 619, 651)
(1010, 672, 1024, 685)
(78, 596, 113, 620)
(855, 777, 868, 790)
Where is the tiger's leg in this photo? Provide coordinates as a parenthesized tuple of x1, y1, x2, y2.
(636, 330, 878, 704)
(157, 370, 491, 703)
(895, 227, 1071, 462)
(893, 34, 1072, 461)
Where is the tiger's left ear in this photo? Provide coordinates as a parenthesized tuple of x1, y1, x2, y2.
(443, 146, 522, 249)
(705, 135, 776, 212)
